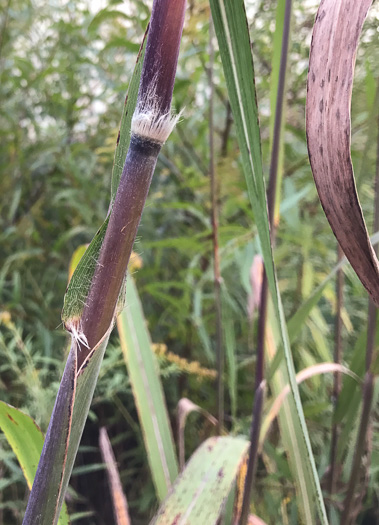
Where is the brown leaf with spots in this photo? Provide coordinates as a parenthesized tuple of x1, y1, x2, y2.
(306, 0, 379, 305)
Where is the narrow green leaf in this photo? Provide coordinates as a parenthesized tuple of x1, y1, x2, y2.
(264, 299, 323, 524)
(209, 1, 328, 522)
(193, 286, 214, 363)
(117, 277, 178, 501)
(0, 403, 70, 525)
(335, 329, 366, 425)
(334, 327, 377, 461)
(209, 0, 273, 289)
(150, 436, 249, 524)
(0, 401, 43, 490)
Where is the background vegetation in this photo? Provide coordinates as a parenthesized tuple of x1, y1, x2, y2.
(0, 0, 378, 523)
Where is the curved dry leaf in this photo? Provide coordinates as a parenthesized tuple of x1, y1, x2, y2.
(260, 362, 360, 449)
(306, 0, 379, 305)
(99, 427, 131, 525)
(177, 398, 217, 471)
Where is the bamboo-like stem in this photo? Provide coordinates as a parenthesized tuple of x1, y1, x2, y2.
(81, 137, 160, 361)
(23, 345, 78, 525)
(240, 1, 292, 522)
(208, 17, 224, 434)
(328, 243, 344, 506)
(340, 86, 379, 525)
(23, 3, 186, 522)
(78, 0, 186, 366)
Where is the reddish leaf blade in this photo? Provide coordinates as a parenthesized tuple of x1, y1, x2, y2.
(306, 0, 379, 305)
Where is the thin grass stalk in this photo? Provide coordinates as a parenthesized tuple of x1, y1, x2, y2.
(239, 283, 267, 524)
(340, 84, 379, 525)
(328, 243, 344, 506)
(266, 0, 292, 244)
(208, 17, 224, 433)
(239, 1, 292, 523)
(221, 102, 233, 158)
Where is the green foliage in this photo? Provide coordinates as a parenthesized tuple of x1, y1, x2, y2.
(0, 0, 378, 523)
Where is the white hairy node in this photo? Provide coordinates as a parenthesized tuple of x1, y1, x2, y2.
(131, 82, 182, 144)
(65, 318, 90, 350)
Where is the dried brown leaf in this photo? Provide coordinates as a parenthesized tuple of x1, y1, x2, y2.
(177, 398, 217, 471)
(99, 427, 131, 525)
(306, 0, 379, 305)
(260, 362, 360, 449)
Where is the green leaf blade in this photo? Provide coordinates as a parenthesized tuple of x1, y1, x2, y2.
(117, 277, 178, 501)
(0, 401, 70, 525)
(150, 436, 249, 525)
(209, 1, 328, 523)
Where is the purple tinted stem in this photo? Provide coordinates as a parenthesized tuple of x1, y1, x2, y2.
(81, 138, 160, 363)
(138, 0, 186, 114)
(79, 0, 186, 366)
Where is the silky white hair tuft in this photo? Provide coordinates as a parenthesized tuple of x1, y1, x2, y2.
(65, 318, 90, 350)
(131, 82, 182, 144)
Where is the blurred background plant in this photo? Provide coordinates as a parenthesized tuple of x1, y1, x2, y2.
(0, 0, 378, 523)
